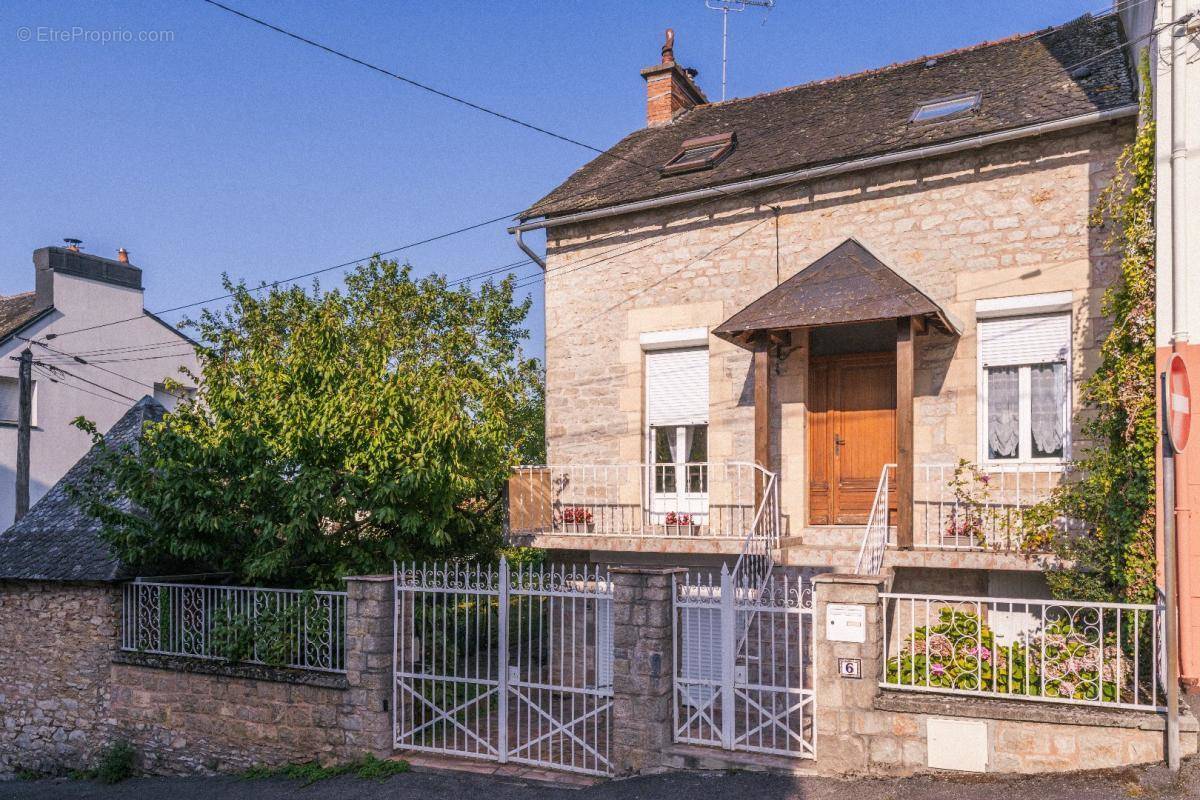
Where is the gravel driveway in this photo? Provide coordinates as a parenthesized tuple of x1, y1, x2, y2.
(3, 759, 1199, 800)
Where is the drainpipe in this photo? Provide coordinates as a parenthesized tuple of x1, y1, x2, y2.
(514, 227, 547, 271)
(1170, 2, 1192, 346)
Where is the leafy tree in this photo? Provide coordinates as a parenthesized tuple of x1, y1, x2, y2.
(1033, 56, 1157, 603)
(74, 257, 543, 587)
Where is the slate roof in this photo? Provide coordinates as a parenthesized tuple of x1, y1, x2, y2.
(712, 239, 961, 345)
(0, 292, 46, 345)
(523, 13, 1135, 219)
(0, 396, 164, 582)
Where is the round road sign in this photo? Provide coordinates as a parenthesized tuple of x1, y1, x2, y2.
(1167, 354, 1191, 452)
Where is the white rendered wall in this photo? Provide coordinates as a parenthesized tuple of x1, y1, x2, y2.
(0, 270, 199, 528)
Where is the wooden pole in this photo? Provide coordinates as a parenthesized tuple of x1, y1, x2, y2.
(15, 348, 32, 523)
(895, 318, 914, 549)
(754, 340, 772, 505)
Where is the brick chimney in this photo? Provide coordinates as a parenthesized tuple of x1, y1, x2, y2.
(640, 28, 706, 127)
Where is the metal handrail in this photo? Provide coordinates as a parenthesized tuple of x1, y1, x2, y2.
(854, 463, 895, 575)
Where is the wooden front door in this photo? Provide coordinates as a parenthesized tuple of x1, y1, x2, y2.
(808, 352, 896, 525)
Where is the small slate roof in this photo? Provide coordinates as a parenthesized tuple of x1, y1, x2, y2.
(0, 292, 46, 345)
(712, 239, 960, 346)
(523, 13, 1134, 219)
(0, 396, 164, 582)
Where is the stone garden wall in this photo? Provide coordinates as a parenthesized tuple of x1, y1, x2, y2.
(0, 576, 393, 777)
(0, 582, 118, 775)
(2, 569, 1194, 779)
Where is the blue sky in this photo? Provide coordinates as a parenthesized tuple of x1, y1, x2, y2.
(1, 0, 1105, 360)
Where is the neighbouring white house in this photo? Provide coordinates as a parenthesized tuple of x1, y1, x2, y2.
(0, 244, 199, 527)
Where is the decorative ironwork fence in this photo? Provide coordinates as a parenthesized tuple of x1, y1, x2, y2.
(393, 559, 613, 776)
(673, 569, 815, 758)
(120, 581, 347, 673)
(880, 592, 1164, 711)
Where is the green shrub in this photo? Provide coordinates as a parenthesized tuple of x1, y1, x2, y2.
(242, 755, 409, 785)
(95, 740, 137, 784)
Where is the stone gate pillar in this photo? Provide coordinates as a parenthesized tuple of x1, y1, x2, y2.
(812, 572, 887, 773)
(610, 566, 687, 775)
(342, 574, 395, 758)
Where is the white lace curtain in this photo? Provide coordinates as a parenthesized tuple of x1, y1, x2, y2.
(987, 367, 1020, 458)
(1030, 363, 1066, 456)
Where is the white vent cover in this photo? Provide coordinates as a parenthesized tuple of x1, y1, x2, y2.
(979, 314, 1070, 367)
(646, 347, 709, 427)
(927, 718, 988, 772)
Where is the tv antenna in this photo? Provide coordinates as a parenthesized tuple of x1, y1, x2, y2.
(705, 0, 775, 101)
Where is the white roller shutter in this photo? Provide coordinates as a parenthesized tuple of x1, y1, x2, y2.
(646, 347, 709, 427)
(979, 314, 1070, 367)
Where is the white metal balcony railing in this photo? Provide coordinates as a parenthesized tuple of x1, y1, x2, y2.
(856, 462, 1069, 574)
(508, 462, 780, 546)
(904, 463, 1072, 551)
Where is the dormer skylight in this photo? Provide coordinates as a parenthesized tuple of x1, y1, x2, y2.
(910, 92, 980, 123)
(659, 132, 737, 176)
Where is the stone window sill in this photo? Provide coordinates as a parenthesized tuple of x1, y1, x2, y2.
(113, 650, 350, 690)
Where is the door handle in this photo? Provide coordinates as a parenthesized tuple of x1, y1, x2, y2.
(834, 434, 845, 456)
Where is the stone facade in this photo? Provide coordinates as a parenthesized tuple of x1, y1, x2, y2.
(542, 122, 1132, 538)
(0, 576, 394, 777)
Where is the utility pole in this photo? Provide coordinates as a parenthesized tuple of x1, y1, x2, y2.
(705, 0, 775, 101)
(15, 347, 32, 523)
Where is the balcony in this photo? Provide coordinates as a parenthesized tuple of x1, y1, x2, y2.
(852, 462, 1073, 574)
(509, 460, 1070, 571)
(507, 462, 778, 556)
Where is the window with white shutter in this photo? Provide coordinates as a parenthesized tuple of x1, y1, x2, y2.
(646, 347, 709, 427)
(977, 312, 1071, 463)
(645, 347, 709, 509)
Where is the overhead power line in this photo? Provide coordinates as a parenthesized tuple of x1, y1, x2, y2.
(32, 361, 139, 403)
(199, 0, 659, 172)
(20, 337, 163, 395)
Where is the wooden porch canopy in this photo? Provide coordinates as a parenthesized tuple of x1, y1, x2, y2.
(712, 239, 961, 553)
(712, 239, 961, 346)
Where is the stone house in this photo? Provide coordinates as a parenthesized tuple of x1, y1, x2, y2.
(506, 13, 1138, 603)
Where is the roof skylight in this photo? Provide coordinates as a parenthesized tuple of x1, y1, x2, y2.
(910, 93, 980, 123)
(659, 132, 737, 176)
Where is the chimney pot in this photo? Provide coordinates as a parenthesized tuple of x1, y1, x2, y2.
(63, 237, 82, 252)
(640, 28, 706, 127)
(118, 248, 129, 263)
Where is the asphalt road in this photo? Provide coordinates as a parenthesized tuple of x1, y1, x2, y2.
(3, 760, 1200, 800)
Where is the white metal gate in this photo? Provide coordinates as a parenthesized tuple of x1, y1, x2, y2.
(393, 559, 613, 776)
(673, 568, 815, 758)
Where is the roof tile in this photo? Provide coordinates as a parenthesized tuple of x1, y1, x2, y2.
(0, 397, 164, 582)
(523, 14, 1134, 219)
